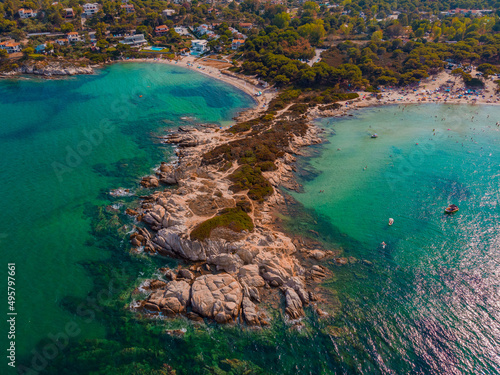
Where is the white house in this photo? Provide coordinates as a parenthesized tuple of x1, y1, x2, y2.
(196, 24, 210, 36)
(120, 34, 147, 46)
(173, 26, 190, 36)
(83, 3, 99, 17)
(64, 8, 74, 18)
(162, 9, 176, 17)
(0, 41, 21, 53)
(67, 32, 82, 43)
(190, 39, 209, 55)
(18, 8, 37, 19)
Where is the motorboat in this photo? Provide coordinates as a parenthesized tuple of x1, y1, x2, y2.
(388, 218, 394, 226)
(445, 204, 459, 213)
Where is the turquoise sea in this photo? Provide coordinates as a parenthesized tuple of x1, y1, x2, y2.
(0, 63, 254, 373)
(1, 65, 499, 374)
(289, 104, 500, 374)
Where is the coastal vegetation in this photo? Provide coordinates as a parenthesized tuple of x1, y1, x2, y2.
(190, 207, 254, 241)
(1, 0, 500, 87)
(229, 165, 273, 201)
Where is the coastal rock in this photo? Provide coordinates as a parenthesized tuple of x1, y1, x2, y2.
(190, 274, 243, 323)
(165, 133, 204, 148)
(209, 253, 244, 273)
(187, 311, 204, 322)
(153, 228, 207, 261)
(238, 265, 265, 288)
(286, 277, 309, 306)
(177, 268, 194, 281)
(309, 250, 327, 260)
(130, 233, 145, 247)
(241, 297, 269, 326)
(5, 61, 94, 77)
(126, 208, 138, 216)
(157, 163, 179, 185)
(141, 176, 159, 188)
(335, 257, 349, 265)
(144, 280, 191, 316)
(284, 287, 304, 320)
(308, 265, 327, 281)
(142, 204, 166, 230)
(242, 297, 259, 325)
(255, 252, 297, 287)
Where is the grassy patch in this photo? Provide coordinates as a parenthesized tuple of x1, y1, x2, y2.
(190, 207, 254, 241)
(229, 165, 273, 201)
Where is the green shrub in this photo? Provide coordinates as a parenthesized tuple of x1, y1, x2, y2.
(256, 161, 277, 171)
(229, 165, 273, 201)
(236, 198, 252, 213)
(289, 103, 309, 114)
(190, 207, 253, 241)
(218, 161, 233, 172)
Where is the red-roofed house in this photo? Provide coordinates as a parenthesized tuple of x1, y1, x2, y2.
(155, 25, 169, 36)
(231, 39, 245, 50)
(67, 32, 82, 43)
(121, 4, 135, 13)
(0, 41, 21, 53)
(18, 8, 37, 19)
(239, 23, 253, 29)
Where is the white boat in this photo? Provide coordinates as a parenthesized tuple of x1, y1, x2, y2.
(388, 218, 394, 226)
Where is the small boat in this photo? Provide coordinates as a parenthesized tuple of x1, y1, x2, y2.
(388, 218, 394, 226)
(445, 204, 459, 213)
(371, 133, 378, 138)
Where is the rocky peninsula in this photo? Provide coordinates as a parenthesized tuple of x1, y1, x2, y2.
(124, 91, 352, 327)
(0, 58, 94, 77)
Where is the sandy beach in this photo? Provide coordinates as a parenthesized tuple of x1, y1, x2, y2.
(121, 56, 500, 125)
(354, 70, 500, 108)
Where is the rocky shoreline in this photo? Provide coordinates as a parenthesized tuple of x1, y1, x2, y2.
(123, 103, 349, 326)
(0, 59, 95, 77)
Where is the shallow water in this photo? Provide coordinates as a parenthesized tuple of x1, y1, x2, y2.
(290, 104, 500, 374)
(0, 62, 254, 367)
(3, 68, 499, 374)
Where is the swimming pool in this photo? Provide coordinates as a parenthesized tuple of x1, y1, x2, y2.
(150, 47, 165, 51)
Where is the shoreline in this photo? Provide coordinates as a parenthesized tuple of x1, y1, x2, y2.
(119, 65, 500, 326)
(115, 57, 276, 122)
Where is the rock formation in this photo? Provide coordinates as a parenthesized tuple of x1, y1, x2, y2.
(2, 60, 94, 77)
(128, 124, 333, 326)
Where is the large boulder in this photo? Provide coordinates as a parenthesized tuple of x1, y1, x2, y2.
(153, 228, 207, 261)
(191, 274, 243, 323)
(286, 277, 309, 305)
(241, 297, 269, 326)
(144, 280, 191, 316)
(153, 229, 238, 263)
(142, 205, 166, 230)
(209, 253, 244, 273)
(284, 287, 304, 320)
(157, 163, 178, 185)
(238, 264, 265, 288)
(141, 176, 159, 188)
(254, 251, 297, 286)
